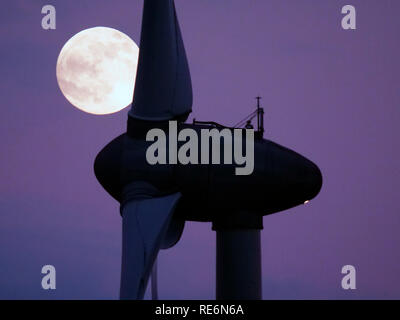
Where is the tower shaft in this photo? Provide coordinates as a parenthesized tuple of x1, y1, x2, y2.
(216, 229, 262, 300)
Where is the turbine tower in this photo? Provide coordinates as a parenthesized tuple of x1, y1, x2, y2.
(94, 0, 322, 300)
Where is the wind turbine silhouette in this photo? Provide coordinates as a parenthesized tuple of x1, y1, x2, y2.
(94, 0, 322, 300)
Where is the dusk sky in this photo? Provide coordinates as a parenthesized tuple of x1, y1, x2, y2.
(1, 0, 399, 299)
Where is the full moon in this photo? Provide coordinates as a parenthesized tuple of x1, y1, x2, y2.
(56, 27, 139, 115)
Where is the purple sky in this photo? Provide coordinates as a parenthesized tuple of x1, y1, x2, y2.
(1, 0, 399, 299)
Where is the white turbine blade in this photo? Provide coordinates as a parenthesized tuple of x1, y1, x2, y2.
(120, 192, 181, 300)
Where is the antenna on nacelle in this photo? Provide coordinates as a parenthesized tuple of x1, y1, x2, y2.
(255, 96, 264, 138)
(232, 96, 265, 139)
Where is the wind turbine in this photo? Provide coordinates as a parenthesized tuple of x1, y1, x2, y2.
(94, 0, 322, 300)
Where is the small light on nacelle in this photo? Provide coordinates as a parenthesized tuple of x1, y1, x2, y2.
(304, 200, 310, 205)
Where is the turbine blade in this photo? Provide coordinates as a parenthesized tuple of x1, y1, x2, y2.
(120, 192, 181, 300)
(129, 0, 192, 121)
(161, 216, 185, 249)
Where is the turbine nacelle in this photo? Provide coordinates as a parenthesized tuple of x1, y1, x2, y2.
(94, 120, 322, 223)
